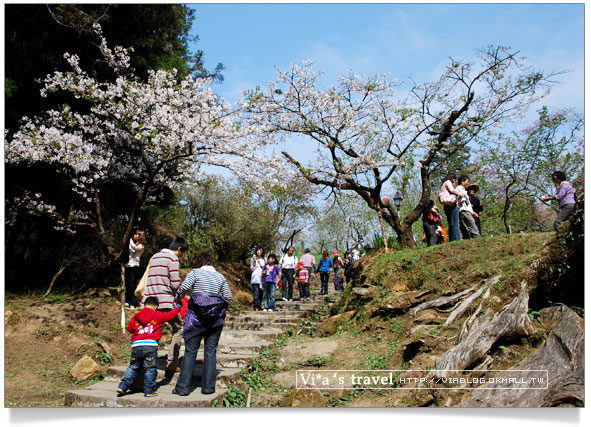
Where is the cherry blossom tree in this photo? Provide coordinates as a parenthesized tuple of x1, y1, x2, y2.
(243, 46, 557, 248)
(4, 25, 257, 330)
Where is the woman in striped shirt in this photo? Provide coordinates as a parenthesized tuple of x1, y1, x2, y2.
(173, 252, 232, 396)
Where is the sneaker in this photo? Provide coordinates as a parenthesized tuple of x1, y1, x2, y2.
(124, 303, 130, 307)
(262, 309, 268, 312)
(144, 392, 158, 397)
(268, 309, 275, 312)
(129, 305, 136, 310)
(172, 388, 189, 396)
(282, 297, 288, 302)
(288, 299, 294, 302)
(117, 388, 130, 397)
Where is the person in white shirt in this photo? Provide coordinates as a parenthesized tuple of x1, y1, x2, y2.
(250, 247, 266, 311)
(279, 246, 298, 302)
(455, 175, 481, 239)
(125, 229, 146, 309)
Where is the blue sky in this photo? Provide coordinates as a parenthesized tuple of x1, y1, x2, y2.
(188, 3, 584, 114)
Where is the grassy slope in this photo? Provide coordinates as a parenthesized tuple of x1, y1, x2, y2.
(313, 232, 555, 407)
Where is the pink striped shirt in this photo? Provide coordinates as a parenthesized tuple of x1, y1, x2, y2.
(142, 249, 180, 310)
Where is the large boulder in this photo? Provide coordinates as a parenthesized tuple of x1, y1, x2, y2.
(317, 311, 356, 336)
(284, 387, 327, 407)
(70, 355, 101, 382)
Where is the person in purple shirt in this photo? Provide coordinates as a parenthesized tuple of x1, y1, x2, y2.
(260, 254, 282, 312)
(542, 171, 576, 231)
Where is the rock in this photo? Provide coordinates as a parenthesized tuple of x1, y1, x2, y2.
(352, 287, 369, 296)
(277, 339, 339, 369)
(273, 371, 298, 388)
(70, 356, 101, 382)
(96, 340, 111, 355)
(392, 281, 407, 293)
(234, 290, 253, 305)
(317, 311, 356, 336)
(97, 289, 111, 298)
(284, 387, 327, 407)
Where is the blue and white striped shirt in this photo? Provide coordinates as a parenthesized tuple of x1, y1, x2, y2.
(177, 266, 233, 300)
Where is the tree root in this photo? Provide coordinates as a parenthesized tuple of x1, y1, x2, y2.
(410, 284, 478, 316)
(444, 275, 500, 326)
(433, 281, 534, 377)
(460, 305, 584, 407)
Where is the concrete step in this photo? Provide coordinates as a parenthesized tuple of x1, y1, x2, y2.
(65, 379, 226, 407)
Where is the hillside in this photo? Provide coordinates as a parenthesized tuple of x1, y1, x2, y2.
(276, 231, 582, 407)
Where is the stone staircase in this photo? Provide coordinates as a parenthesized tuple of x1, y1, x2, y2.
(65, 288, 337, 407)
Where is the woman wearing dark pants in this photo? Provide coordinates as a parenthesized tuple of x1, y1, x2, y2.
(280, 246, 298, 301)
(173, 252, 232, 396)
(176, 325, 222, 394)
(316, 250, 333, 295)
(250, 247, 265, 311)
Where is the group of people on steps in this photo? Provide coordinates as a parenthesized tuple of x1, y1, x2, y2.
(119, 237, 232, 399)
(249, 246, 362, 312)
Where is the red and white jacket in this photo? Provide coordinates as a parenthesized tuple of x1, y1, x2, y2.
(127, 299, 188, 348)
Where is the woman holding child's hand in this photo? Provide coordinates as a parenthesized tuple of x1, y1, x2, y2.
(172, 252, 232, 397)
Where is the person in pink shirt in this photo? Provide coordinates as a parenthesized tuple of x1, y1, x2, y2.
(300, 248, 316, 278)
(439, 174, 462, 241)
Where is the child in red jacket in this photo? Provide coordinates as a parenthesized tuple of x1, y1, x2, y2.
(117, 296, 188, 397)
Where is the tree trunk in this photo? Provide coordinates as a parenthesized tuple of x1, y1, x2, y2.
(118, 179, 153, 334)
(503, 199, 512, 234)
(398, 226, 415, 249)
(44, 264, 66, 297)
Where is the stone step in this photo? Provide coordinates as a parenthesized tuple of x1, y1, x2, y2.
(221, 329, 284, 341)
(224, 322, 300, 330)
(227, 313, 305, 322)
(65, 379, 226, 408)
(157, 351, 255, 369)
(107, 363, 241, 388)
(166, 340, 271, 356)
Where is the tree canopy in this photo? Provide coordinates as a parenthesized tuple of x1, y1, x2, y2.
(5, 4, 223, 133)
